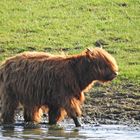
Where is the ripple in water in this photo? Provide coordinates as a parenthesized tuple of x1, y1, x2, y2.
(0, 123, 140, 140)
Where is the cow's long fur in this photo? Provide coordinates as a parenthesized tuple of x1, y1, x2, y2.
(0, 48, 118, 126)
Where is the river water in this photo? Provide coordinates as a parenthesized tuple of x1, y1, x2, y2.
(0, 122, 140, 140)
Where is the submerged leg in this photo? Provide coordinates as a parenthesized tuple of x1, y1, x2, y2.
(64, 101, 82, 127)
(1, 94, 18, 124)
(64, 107, 81, 127)
(48, 107, 61, 125)
(24, 106, 41, 123)
(72, 117, 81, 127)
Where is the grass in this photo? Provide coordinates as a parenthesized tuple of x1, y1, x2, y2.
(0, 0, 140, 85)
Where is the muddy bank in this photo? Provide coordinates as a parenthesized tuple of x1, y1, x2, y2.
(82, 82, 140, 126)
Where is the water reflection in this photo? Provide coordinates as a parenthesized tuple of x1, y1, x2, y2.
(0, 123, 85, 140)
(0, 123, 140, 140)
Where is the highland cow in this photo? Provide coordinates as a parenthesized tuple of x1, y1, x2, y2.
(0, 48, 118, 127)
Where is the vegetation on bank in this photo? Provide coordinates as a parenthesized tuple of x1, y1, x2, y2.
(0, 0, 139, 84)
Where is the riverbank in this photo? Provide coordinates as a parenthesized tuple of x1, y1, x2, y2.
(82, 81, 140, 126)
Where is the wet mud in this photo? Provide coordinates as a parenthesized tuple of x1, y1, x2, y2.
(82, 82, 140, 126)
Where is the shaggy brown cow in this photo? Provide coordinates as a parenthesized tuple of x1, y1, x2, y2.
(0, 48, 118, 127)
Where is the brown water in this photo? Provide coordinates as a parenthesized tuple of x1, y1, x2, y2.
(0, 122, 140, 140)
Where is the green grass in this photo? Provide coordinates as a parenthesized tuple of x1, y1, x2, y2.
(0, 0, 140, 84)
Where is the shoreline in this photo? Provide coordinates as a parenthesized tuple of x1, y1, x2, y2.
(82, 82, 140, 126)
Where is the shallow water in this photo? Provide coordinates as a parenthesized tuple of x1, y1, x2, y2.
(0, 122, 140, 140)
